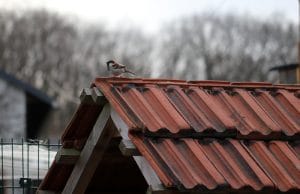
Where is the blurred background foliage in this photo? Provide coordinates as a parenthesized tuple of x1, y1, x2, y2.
(0, 9, 297, 136)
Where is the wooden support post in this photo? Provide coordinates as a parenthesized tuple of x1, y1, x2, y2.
(55, 148, 81, 164)
(119, 139, 141, 156)
(134, 156, 162, 190)
(146, 184, 170, 194)
(111, 108, 163, 189)
(62, 104, 114, 194)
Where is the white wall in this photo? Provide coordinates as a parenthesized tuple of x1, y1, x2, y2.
(0, 79, 26, 138)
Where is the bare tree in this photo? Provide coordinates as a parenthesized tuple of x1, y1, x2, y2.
(157, 13, 297, 81)
(0, 10, 153, 105)
(75, 25, 153, 77)
(0, 9, 297, 137)
(0, 10, 78, 104)
(0, 10, 80, 137)
(108, 27, 153, 76)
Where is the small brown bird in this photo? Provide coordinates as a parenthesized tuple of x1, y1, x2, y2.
(106, 60, 136, 77)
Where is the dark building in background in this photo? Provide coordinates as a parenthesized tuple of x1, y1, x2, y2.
(270, 63, 300, 84)
(0, 69, 54, 138)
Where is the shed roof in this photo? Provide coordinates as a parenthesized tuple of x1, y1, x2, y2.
(269, 63, 299, 71)
(38, 77, 300, 194)
(92, 77, 300, 138)
(0, 69, 54, 106)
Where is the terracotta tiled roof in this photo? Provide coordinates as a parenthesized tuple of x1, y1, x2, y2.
(92, 77, 300, 192)
(39, 77, 300, 193)
(131, 135, 300, 192)
(93, 77, 300, 139)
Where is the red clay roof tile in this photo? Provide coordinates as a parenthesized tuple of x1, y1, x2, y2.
(93, 77, 300, 139)
(40, 77, 300, 193)
(93, 77, 300, 192)
(130, 134, 299, 192)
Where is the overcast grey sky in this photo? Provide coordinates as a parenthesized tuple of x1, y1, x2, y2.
(0, 0, 297, 32)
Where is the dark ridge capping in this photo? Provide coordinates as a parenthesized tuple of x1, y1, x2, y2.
(141, 129, 300, 141)
(0, 69, 54, 107)
(143, 129, 237, 140)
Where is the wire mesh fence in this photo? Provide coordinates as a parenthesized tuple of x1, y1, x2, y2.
(0, 138, 61, 194)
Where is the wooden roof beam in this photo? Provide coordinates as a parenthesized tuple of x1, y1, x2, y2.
(55, 148, 81, 164)
(111, 108, 163, 190)
(61, 103, 115, 194)
(119, 139, 141, 156)
(80, 87, 107, 105)
(36, 190, 59, 194)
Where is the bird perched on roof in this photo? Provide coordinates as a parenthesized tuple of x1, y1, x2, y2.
(106, 60, 136, 77)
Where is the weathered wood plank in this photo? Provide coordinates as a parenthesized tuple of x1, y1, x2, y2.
(110, 108, 163, 188)
(62, 104, 115, 194)
(134, 156, 162, 189)
(55, 148, 81, 164)
(80, 88, 94, 104)
(80, 87, 107, 105)
(36, 190, 60, 194)
(110, 107, 130, 140)
(119, 139, 141, 156)
(146, 184, 170, 194)
(91, 87, 107, 105)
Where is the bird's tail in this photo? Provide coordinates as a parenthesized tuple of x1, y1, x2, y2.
(124, 69, 136, 75)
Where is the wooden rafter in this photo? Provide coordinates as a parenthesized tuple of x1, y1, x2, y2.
(36, 190, 59, 194)
(55, 148, 80, 164)
(110, 108, 164, 191)
(119, 139, 141, 156)
(62, 103, 115, 194)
